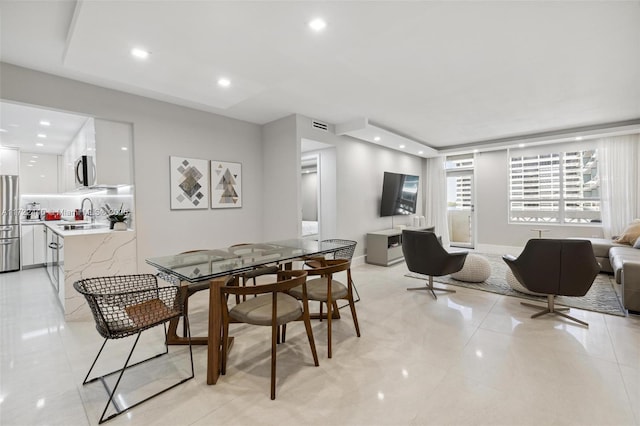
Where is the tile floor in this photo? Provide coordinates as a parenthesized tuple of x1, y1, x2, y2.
(1, 263, 639, 426)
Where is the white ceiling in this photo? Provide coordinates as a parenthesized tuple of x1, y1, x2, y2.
(1, 0, 639, 153)
(0, 101, 89, 154)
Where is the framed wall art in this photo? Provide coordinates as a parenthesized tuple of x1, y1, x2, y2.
(211, 160, 242, 208)
(170, 156, 209, 209)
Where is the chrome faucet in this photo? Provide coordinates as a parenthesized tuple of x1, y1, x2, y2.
(80, 198, 94, 223)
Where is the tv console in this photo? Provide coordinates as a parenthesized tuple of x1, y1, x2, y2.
(366, 226, 434, 266)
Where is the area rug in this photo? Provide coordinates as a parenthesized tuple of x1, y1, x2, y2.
(405, 253, 626, 317)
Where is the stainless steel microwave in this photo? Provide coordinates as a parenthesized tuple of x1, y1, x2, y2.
(75, 155, 95, 188)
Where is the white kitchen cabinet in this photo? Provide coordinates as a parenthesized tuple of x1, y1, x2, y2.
(0, 148, 20, 175)
(94, 119, 133, 186)
(34, 224, 45, 264)
(21, 225, 34, 267)
(21, 224, 46, 268)
(61, 117, 94, 192)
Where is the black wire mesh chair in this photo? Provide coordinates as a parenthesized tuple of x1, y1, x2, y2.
(74, 274, 194, 424)
(305, 239, 360, 306)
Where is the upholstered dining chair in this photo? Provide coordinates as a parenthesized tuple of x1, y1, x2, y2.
(289, 258, 360, 358)
(73, 274, 194, 424)
(304, 239, 360, 304)
(503, 239, 600, 327)
(219, 269, 318, 399)
(402, 229, 468, 299)
(229, 243, 281, 300)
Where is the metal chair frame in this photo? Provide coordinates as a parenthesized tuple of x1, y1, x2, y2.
(74, 274, 195, 424)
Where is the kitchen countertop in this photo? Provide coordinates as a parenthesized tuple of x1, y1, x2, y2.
(43, 221, 134, 237)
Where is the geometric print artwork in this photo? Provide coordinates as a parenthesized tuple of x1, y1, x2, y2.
(211, 161, 242, 208)
(170, 156, 209, 210)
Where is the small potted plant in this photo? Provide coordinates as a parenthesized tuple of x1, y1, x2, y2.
(103, 203, 130, 230)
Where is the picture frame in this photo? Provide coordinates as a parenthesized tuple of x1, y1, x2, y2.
(211, 160, 242, 208)
(170, 156, 209, 210)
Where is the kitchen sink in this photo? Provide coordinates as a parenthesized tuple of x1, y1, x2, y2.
(57, 223, 109, 231)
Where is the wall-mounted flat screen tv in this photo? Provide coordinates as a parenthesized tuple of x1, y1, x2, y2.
(380, 172, 419, 217)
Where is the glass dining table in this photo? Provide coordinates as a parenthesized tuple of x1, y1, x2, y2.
(145, 238, 353, 385)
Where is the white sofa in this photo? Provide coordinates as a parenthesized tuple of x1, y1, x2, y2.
(575, 238, 640, 314)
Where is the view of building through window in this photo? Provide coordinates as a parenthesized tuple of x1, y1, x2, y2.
(509, 149, 600, 223)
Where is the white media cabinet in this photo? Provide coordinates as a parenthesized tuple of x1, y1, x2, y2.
(366, 226, 434, 266)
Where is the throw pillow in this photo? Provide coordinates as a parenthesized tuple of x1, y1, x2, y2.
(615, 220, 640, 245)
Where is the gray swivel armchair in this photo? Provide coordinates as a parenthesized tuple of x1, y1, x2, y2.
(503, 239, 600, 327)
(402, 229, 468, 299)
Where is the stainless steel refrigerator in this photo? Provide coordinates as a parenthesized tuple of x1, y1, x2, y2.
(0, 175, 20, 272)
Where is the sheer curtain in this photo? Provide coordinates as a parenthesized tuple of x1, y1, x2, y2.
(598, 134, 640, 238)
(424, 156, 450, 246)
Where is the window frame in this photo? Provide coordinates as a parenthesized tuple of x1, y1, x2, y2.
(507, 145, 600, 225)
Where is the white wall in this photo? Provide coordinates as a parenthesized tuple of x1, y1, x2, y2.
(1, 63, 265, 272)
(261, 115, 300, 241)
(295, 115, 424, 258)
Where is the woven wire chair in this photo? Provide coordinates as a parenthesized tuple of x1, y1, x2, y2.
(74, 274, 194, 424)
(305, 239, 360, 305)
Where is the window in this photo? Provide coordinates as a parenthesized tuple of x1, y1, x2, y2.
(509, 148, 600, 224)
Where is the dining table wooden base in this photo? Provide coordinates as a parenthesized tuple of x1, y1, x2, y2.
(145, 239, 356, 386)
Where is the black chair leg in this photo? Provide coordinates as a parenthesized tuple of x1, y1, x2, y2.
(83, 319, 194, 424)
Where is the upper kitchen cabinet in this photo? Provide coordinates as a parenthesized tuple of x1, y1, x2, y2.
(61, 118, 133, 190)
(93, 119, 133, 187)
(20, 152, 58, 194)
(0, 148, 20, 175)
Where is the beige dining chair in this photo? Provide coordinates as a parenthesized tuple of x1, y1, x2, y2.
(289, 258, 360, 358)
(219, 269, 318, 399)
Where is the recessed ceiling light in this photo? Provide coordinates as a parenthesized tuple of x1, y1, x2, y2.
(39, 120, 50, 126)
(31, 155, 38, 159)
(35, 143, 44, 147)
(121, 147, 128, 151)
(29, 160, 36, 163)
(308, 18, 327, 31)
(399, 144, 406, 149)
(373, 136, 381, 142)
(37, 133, 46, 138)
(27, 164, 34, 167)
(0, 128, 7, 133)
(418, 151, 424, 155)
(575, 136, 583, 141)
(217, 78, 231, 87)
(518, 143, 525, 148)
(473, 149, 479, 153)
(131, 47, 150, 59)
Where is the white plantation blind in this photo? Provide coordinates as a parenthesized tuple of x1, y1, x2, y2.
(508, 142, 600, 224)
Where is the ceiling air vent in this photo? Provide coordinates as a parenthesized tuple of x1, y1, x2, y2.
(311, 120, 328, 132)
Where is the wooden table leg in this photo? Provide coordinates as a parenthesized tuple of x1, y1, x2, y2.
(206, 276, 228, 385)
(167, 285, 208, 345)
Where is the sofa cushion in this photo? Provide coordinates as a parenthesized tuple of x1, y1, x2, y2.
(614, 219, 640, 245)
(609, 246, 640, 283)
(582, 238, 626, 258)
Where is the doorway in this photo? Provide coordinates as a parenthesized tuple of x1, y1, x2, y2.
(446, 170, 475, 248)
(301, 154, 320, 239)
(300, 138, 336, 241)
